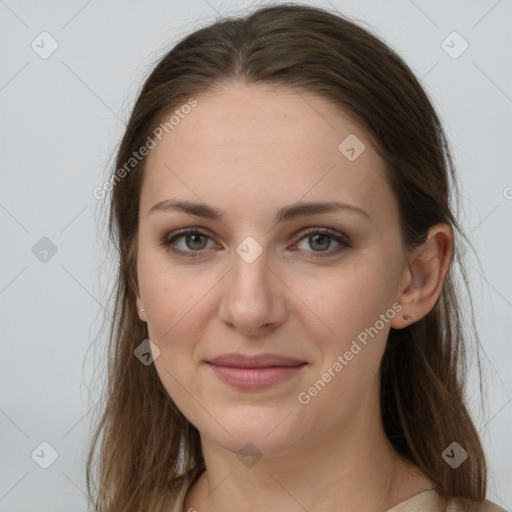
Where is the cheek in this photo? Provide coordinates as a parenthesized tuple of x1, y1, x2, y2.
(290, 265, 399, 428)
(142, 269, 211, 423)
(136, 251, 208, 398)
(290, 253, 402, 383)
(137, 243, 216, 342)
(295, 260, 398, 339)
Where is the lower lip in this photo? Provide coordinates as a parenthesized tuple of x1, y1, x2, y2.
(206, 362, 307, 391)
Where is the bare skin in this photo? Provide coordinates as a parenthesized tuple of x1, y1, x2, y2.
(135, 82, 451, 512)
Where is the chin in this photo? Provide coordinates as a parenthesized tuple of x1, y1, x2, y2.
(205, 410, 301, 458)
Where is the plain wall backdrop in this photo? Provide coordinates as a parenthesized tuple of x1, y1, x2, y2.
(1, 0, 511, 510)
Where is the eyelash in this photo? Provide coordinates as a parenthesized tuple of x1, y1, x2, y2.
(159, 227, 351, 259)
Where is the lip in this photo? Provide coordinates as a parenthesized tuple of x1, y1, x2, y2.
(207, 353, 306, 368)
(206, 353, 308, 391)
(206, 363, 307, 391)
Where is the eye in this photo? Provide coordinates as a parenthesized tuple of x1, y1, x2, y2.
(160, 228, 217, 258)
(159, 227, 350, 259)
(291, 227, 350, 258)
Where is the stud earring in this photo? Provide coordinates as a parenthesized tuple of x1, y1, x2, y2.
(138, 307, 145, 313)
(403, 312, 413, 323)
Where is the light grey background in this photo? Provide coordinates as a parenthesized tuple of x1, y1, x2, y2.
(1, 1, 511, 510)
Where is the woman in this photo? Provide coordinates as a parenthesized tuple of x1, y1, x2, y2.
(86, 4, 506, 511)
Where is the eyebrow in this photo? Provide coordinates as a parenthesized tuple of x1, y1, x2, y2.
(147, 199, 370, 224)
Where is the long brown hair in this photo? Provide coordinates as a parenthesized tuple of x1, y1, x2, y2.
(86, 3, 488, 510)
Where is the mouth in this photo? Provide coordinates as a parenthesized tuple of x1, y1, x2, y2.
(205, 354, 308, 391)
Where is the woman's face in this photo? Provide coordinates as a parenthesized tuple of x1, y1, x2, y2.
(136, 83, 410, 457)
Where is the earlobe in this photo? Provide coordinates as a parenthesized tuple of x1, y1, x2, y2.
(135, 296, 147, 321)
(391, 223, 453, 329)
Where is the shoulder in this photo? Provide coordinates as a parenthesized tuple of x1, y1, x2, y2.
(387, 490, 509, 512)
(447, 498, 509, 512)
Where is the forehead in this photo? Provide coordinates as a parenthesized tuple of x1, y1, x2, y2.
(140, 83, 396, 224)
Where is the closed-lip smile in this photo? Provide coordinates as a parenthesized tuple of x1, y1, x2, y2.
(206, 353, 308, 391)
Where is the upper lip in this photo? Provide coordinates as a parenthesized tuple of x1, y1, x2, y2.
(207, 353, 306, 368)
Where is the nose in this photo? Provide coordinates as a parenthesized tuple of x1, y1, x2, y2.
(217, 247, 287, 336)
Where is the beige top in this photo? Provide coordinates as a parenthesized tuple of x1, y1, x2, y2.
(168, 475, 508, 512)
(385, 489, 507, 512)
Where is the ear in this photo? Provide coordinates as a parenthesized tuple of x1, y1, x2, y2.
(135, 294, 147, 322)
(391, 223, 453, 329)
